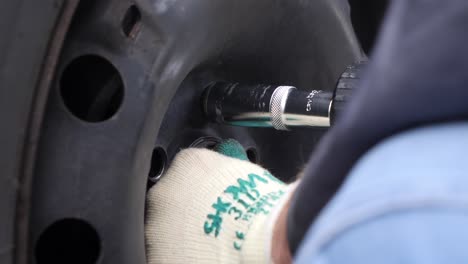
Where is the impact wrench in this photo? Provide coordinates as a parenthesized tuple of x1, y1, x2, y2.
(202, 61, 366, 130)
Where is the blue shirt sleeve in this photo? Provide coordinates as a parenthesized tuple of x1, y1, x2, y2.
(295, 122, 468, 263)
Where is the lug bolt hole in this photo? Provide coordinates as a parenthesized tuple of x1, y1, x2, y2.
(148, 147, 167, 182)
(189, 136, 222, 149)
(246, 147, 259, 163)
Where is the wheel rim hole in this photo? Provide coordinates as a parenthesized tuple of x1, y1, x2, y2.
(246, 148, 259, 163)
(148, 147, 167, 182)
(60, 55, 124, 122)
(122, 5, 141, 38)
(35, 218, 101, 264)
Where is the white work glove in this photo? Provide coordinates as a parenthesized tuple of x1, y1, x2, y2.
(145, 140, 296, 263)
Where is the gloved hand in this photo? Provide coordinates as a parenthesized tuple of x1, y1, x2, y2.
(145, 140, 297, 263)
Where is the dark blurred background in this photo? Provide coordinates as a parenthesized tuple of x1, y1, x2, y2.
(349, 0, 389, 54)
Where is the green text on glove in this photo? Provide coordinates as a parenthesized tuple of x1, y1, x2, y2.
(203, 171, 285, 250)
